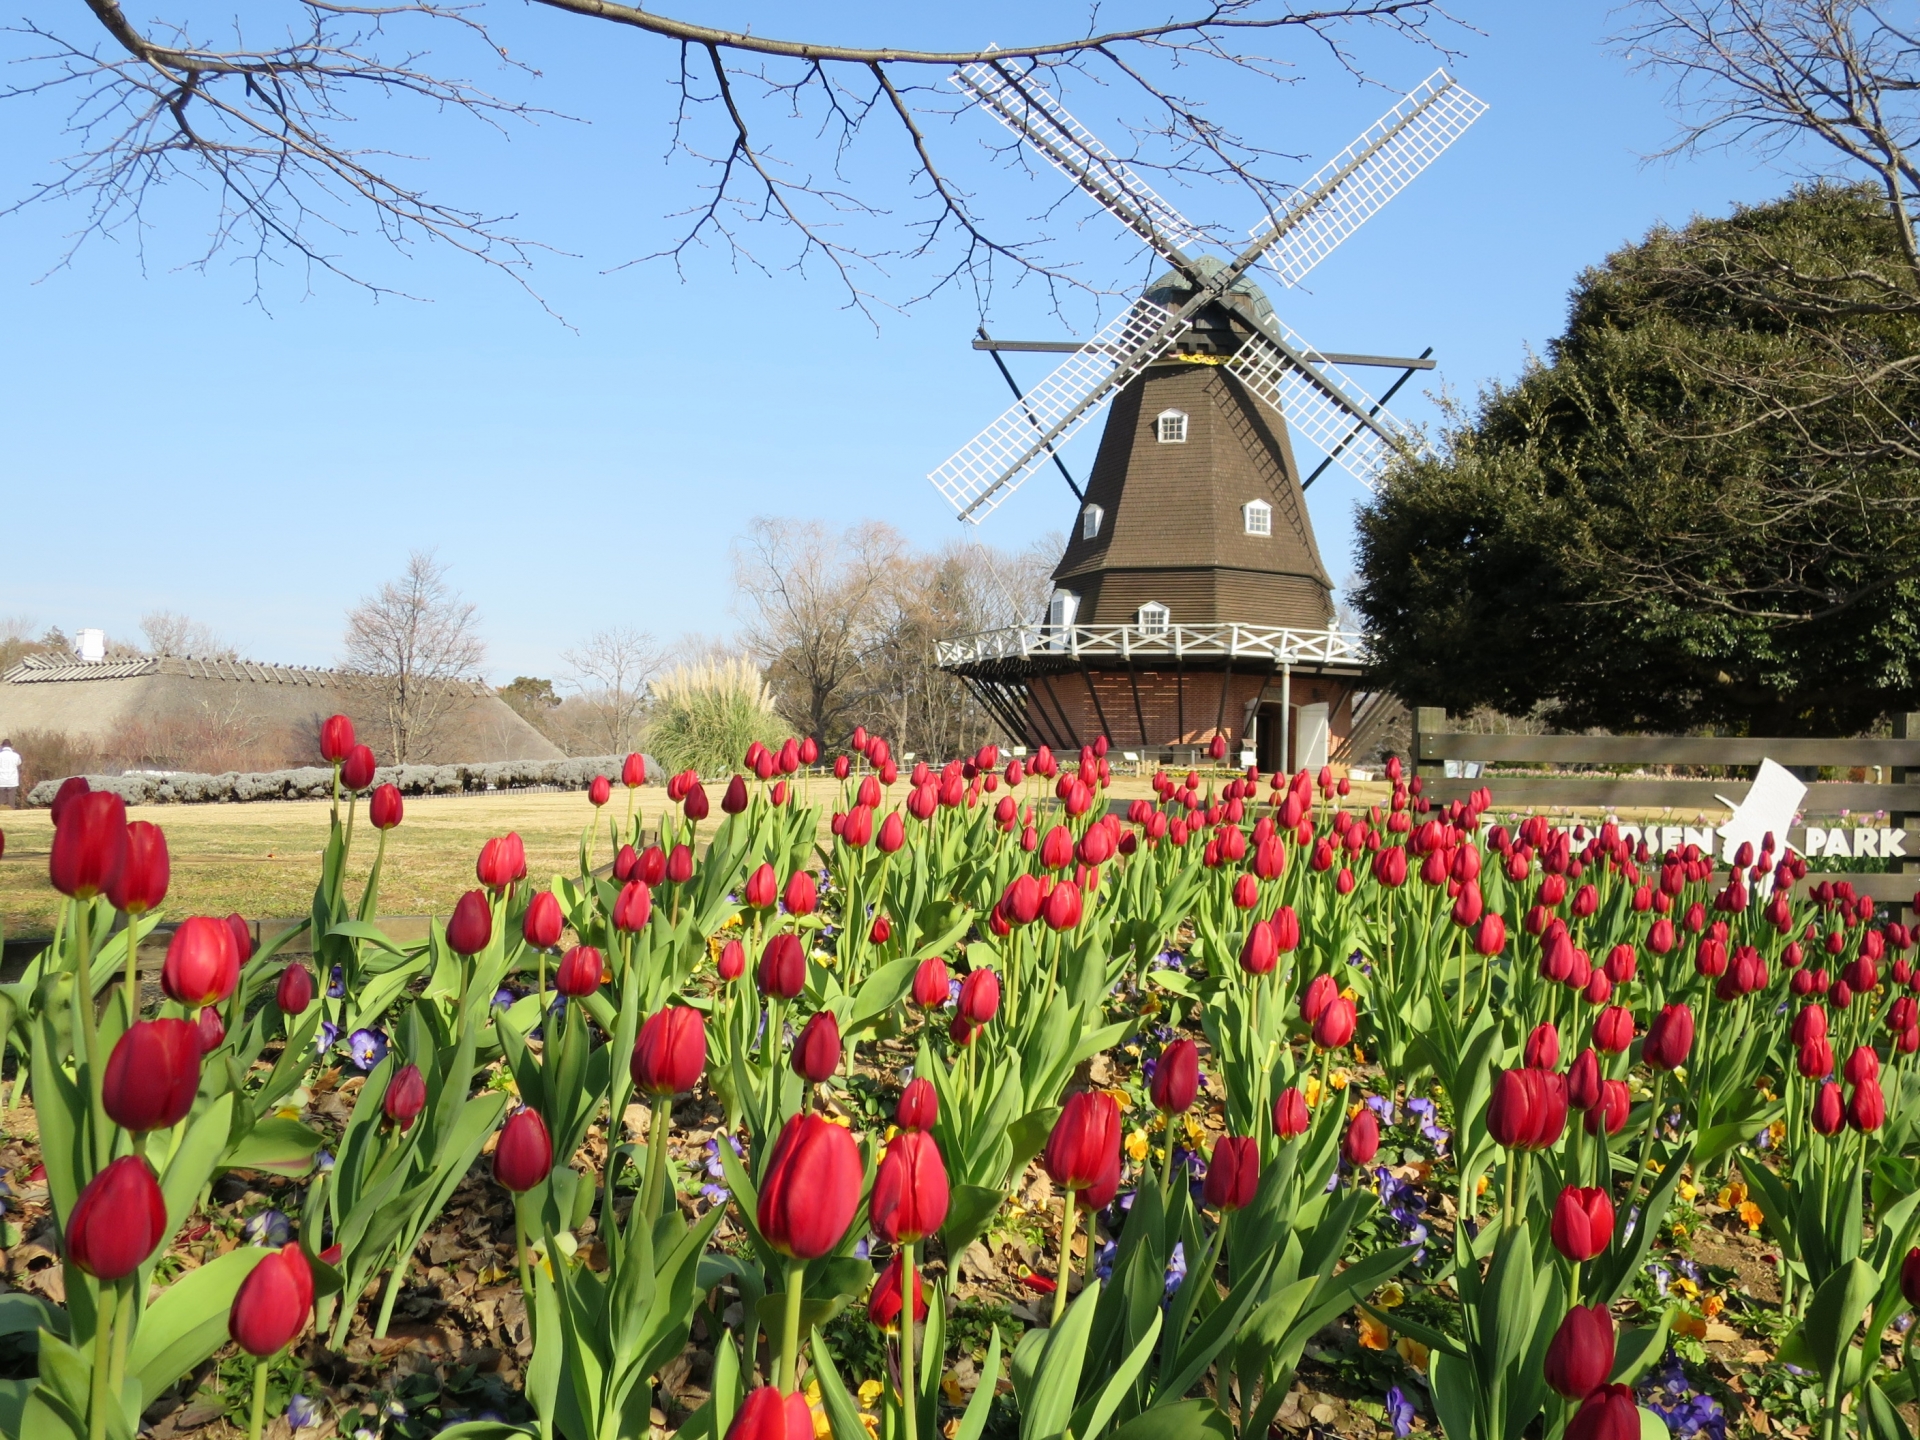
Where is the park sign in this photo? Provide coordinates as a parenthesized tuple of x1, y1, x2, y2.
(1604, 820, 1908, 861)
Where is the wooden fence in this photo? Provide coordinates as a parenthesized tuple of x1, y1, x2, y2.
(1411, 707, 1920, 907)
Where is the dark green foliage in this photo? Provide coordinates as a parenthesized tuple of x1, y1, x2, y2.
(1355, 182, 1920, 734)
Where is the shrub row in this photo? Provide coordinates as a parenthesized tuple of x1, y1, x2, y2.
(25, 755, 649, 806)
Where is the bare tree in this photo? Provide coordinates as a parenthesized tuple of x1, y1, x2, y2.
(341, 550, 486, 763)
(733, 518, 905, 742)
(8, 3, 1457, 311)
(139, 609, 238, 659)
(561, 625, 664, 755)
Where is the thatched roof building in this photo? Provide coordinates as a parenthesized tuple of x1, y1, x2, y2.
(0, 654, 562, 769)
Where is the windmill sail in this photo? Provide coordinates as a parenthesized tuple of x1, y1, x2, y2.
(1249, 70, 1487, 289)
(929, 297, 1184, 522)
(1224, 327, 1408, 490)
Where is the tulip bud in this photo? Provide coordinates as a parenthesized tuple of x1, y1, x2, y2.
(1474, 913, 1507, 957)
(1342, 1109, 1380, 1166)
(1045, 1090, 1121, 1189)
(494, 1108, 553, 1192)
(50, 790, 128, 899)
(106, 820, 170, 915)
(724, 1388, 814, 1440)
(446, 889, 493, 956)
(230, 1243, 315, 1358)
(1901, 1247, 1920, 1308)
(1550, 1186, 1613, 1262)
(868, 1253, 930, 1333)
(277, 962, 314, 1016)
(1042, 881, 1084, 930)
(632, 1005, 707, 1096)
(1544, 1305, 1616, 1400)
(1273, 1087, 1309, 1140)
(1240, 921, 1278, 975)
(1566, 1385, 1639, 1440)
(1312, 997, 1357, 1050)
(65, 1155, 168, 1281)
(613, 880, 653, 932)
(793, 1010, 841, 1084)
(958, 968, 1001, 1026)
(870, 1130, 950, 1244)
(588, 775, 612, 807)
(683, 784, 710, 821)
(622, 753, 647, 788)
(341, 744, 377, 792)
(759, 1112, 863, 1258)
(898, 1077, 938, 1131)
(1811, 1081, 1845, 1136)
(1151, 1039, 1200, 1114)
(1593, 1005, 1633, 1054)
(319, 714, 356, 764)
(1642, 1004, 1693, 1070)
(1525, 1023, 1561, 1071)
(104, 1019, 202, 1132)
(759, 933, 807, 999)
(163, 915, 241, 1007)
(554, 945, 604, 997)
(384, 1063, 427, 1130)
(1203, 1136, 1260, 1211)
(1848, 1077, 1886, 1132)
(783, 871, 818, 917)
(1567, 1048, 1603, 1111)
(523, 890, 565, 950)
(476, 833, 527, 890)
(369, 783, 405, 830)
(1300, 973, 1338, 1024)
(718, 938, 746, 982)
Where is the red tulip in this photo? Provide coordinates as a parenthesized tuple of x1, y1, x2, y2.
(898, 1077, 938, 1131)
(1203, 1136, 1259, 1211)
(868, 1252, 930, 1332)
(957, 968, 1000, 1026)
(1487, 1068, 1567, 1149)
(588, 775, 612, 807)
(494, 1107, 553, 1192)
(1312, 997, 1357, 1050)
(1900, 1247, 1920, 1307)
(718, 938, 746, 982)
(1642, 1004, 1693, 1070)
(384, 1063, 427, 1130)
(227, 912, 255, 963)
(870, 1130, 950, 1243)
(721, 775, 749, 814)
(632, 1006, 707, 1095)
(1566, 1386, 1638, 1440)
(1042, 881, 1084, 930)
(759, 933, 807, 999)
(276, 962, 314, 1016)
(1811, 1081, 1845, 1136)
(1300, 973, 1338, 1023)
(162, 916, 240, 1007)
(340, 744, 377, 792)
(103, 1019, 201, 1132)
(1474, 913, 1507, 957)
(1240, 921, 1278, 975)
(1585, 1079, 1631, 1136)
(840, 805, 874, 848)
(1271, 906, 1301, 952)
(1044, 1090, 1121, 1190)
(683, 784, 710, 821)
(1567, 1048, 1603, 1111)
(759, 1112, 862, 1258)
(1151, 1039, 1200, 1114)
(877, 812, 906, 852)
(911, 956, 949, 1008)
(1342, 1109, 1380, 1165)
(476, 833, 527, 890)
(229, 1243, 315, 1358)
(65, 1155, 168, 1281)
(319, 714, 356, 764)
(1593, 1005, 1633, 1054)
(793, 1010, 841, 1083)
(783, 871, 818, 917)
(613, 880, 653, 932)
(446, 889, 493, 956)
(1545, 1305, 1616, 1400)
(1551, 1186, 1613, 1261)
(726, 1388, 815, 1440)
(554, 945, 605, 997)
(623, 753, 647, 788)
(523, 890, 565, 950)
(106, 820, 169, 914)
(49, 789, 128, 899)
(1525, 1023, 1561, 1070)
(195, 1005, 226, 1052)
(1848, 1078, 1886, 1132)
(1274, 1087, 1309, 1140)
(369, 784, 405, 830)
(1232, 874, 1260, 910)
(667, 844, 694, 883)
(1843, 1044, 1879, 1086)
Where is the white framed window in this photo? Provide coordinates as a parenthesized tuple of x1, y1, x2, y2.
(1137, 602, 1170, 635)
(1081, 504, 1104, 540)
(1155, 409, 1188, 443)
(1048, 589, 1080, 629)
(1243, 499, 1272, 536)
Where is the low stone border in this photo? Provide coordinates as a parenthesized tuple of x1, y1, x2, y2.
(25, 755, 652, 807)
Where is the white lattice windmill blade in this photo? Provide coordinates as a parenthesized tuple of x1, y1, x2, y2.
(929, 296, 1183, 522)
(952, 60, 1211, 262)
(1224, 325, 1408, 490)
(1248, 70, 1487, 289)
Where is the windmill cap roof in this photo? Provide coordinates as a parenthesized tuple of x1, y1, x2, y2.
(1145, 256, 1275, 329)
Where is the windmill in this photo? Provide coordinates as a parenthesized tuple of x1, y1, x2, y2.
(930, 64, 1485, 768)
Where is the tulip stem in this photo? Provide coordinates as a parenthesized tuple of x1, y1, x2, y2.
(1052, 1190, 1077, 1327)
(779, 1259, 807, 1393)
(248, 1357, 269, 1440)
(899, 1241, 919, 1440)
(513, 1197, 535, 1340)
(641, 1095, 671, 1230)
(1626, 1072, 1667, 1219)
(1160, 1117, 1178, 1198)
(89, 1283, 115, 1440)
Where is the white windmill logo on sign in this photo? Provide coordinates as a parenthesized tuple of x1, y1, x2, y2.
(928, 64, 1487, 522)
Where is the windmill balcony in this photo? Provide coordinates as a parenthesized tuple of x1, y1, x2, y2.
(933, 622, 1369, 668)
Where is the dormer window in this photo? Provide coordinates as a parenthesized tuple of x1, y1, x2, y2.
(1137, 602, 1170, 636)
(1155, 409, 1188, 443)
(1243, 499, 1272, 536)
(1081, 504, 1104, 540)
(1048, 589, 1080, 629)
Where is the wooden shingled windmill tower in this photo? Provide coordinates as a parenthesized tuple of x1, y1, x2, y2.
(930, 65, 1484, 770)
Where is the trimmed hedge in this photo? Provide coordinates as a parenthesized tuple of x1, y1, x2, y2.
(26, 755, 654, 807)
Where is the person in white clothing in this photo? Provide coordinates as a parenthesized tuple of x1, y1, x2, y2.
(0, 740, 20, 809)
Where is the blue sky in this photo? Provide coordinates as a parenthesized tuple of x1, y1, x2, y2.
(0, 2, 1801, 683)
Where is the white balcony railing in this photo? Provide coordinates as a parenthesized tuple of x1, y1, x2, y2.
(935, 623, 1369, 668)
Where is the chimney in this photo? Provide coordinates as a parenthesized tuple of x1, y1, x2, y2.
(77, 629, 106, 663)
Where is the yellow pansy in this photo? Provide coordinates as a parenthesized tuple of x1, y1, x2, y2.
(1126, 1129, 1151, 1163)
(1396, 1337, 1430, 1373)
(1677, 1181, 1697, 1202)
(1304, 1077, 1324, 1107)
(857, 1380, 884, 1410)
(1329, 1070, 1350, 1090)
(1739, 1200, 1765, 1232)
(1375, 1284, 1406, 1310)
(1357, 1309, 1390, 1350)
